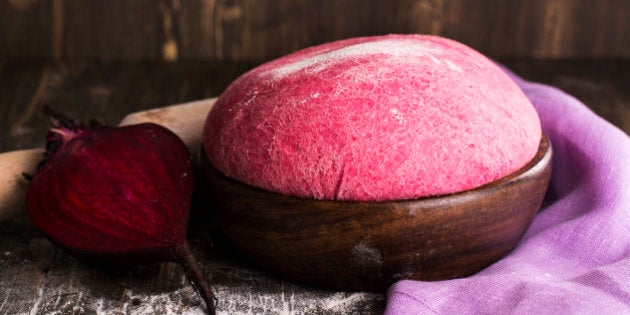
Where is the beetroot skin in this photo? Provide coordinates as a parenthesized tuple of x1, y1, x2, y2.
(25, 108, 216, 313)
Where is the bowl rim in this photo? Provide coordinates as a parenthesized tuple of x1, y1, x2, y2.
(201, 133, 553, 290)
(202, 133, 551, 205)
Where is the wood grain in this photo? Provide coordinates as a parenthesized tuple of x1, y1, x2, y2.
(0, 59, 627, 313)
(0, 216, 385, 314)
(61, 0, 163, 61)
(0, 61, 255, 152)
(506, 59, 630, 133)
(0, 0, 628, 61)
(0, 0, 53, 60)
(203, 136, 552, 291)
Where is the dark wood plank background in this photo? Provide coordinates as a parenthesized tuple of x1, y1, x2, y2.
(1, 0, 629, 313)
(1, 0, 629, 62)
(0, 58, 628, 315)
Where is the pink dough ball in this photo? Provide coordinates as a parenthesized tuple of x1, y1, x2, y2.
(203, 34, 542, 201)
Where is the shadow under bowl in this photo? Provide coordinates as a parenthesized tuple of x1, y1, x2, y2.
(201, 134, 552, 291)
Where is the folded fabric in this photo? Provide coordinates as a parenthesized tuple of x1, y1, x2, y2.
(386, 66, 630, 314)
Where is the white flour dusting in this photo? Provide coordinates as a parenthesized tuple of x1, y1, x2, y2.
(268, 39, 443, 78)
(390, 108, 404, 124)
(445, 59, 463, 72)
(29, 282, 45, 315)
(322, 292, 371, 312)
(215, 286, 382, 315)
(0, 288, 9, 310)
(351, 241, 384, 267)
(2, 233, 384, 315)
(114, 288, 204, 315)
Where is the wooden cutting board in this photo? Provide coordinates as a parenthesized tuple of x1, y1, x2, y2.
(0, 97, 386, 314)
(0, 98, 216, 222)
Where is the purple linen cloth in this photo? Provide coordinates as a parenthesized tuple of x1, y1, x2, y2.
(386, 67, 630, 314)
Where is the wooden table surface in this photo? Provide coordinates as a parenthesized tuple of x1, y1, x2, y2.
(1, 59, 628, 314)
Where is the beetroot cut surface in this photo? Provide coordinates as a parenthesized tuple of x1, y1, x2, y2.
(26, 107, 216, 314)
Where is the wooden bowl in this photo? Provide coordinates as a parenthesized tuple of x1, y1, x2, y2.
(201, 135, 552, 291)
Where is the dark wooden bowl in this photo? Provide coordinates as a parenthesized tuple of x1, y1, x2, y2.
(201, 135, 552, 291)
